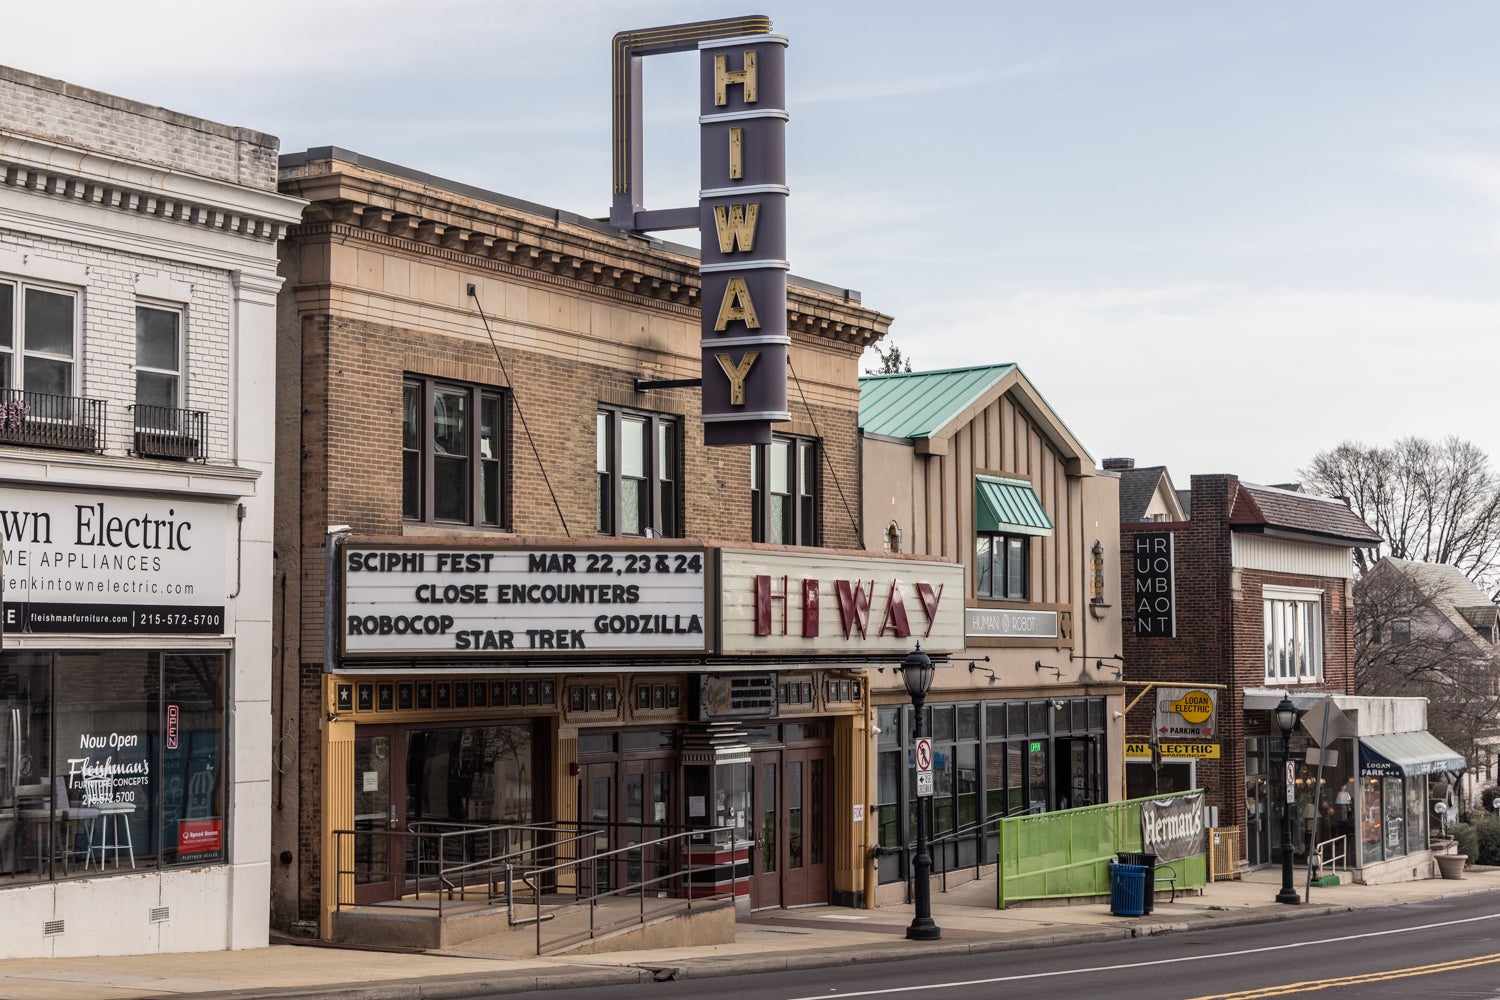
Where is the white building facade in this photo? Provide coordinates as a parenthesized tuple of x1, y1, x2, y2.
(0, 66, 302, 957)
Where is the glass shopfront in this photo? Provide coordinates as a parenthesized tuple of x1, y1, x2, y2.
(875, 696, 1107, 883)
(0, 650, 227, 883)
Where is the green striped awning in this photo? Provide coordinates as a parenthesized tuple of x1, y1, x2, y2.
(975, 476, 1053, 536)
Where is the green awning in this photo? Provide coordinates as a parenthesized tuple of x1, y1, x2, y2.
(975, 476, 1053, 536)
(1358, 731, 1466, 778)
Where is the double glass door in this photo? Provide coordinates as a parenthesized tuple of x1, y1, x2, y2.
(750, 745, 829, 908)
(578, 755, 673, 896)
(352, 722, 536, 903)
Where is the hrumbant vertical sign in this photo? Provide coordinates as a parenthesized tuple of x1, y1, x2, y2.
(1132, 532, 1175, 637)
(610, 15, 790, 446)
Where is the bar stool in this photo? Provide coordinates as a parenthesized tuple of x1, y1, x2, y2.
(86, 801, 136, 870)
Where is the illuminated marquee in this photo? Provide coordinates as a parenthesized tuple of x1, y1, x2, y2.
(611, 15, 790, 446)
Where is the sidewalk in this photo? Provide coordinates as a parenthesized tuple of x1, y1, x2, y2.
(2, 867, 1495, 1000)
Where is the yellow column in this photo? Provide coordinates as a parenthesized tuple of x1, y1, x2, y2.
(319, 676, 356, 940)
(832, 706, 869, 905)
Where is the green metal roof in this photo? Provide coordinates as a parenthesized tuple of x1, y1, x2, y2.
(859, 364, 1017, 440)
(975, 475, 1053, 535)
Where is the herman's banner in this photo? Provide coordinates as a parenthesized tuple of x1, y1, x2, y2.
(1140, 791, 1206, 864)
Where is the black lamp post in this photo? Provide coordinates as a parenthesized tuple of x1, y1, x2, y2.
(1274, 693, 1301, 905)
(901, 643, 940, 941)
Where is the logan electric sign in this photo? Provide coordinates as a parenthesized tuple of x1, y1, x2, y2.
(0, 486, 228, 634)
(341, 544, 711, 659)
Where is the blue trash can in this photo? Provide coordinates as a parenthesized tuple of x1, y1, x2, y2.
(1117, 851, 1158, 913)
(1109, 861, 1147, 916)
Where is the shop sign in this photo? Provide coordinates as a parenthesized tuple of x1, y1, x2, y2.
(718, 548, 964, 655)
(964, 607, 1059, 639)
(178, 818, 222, 854)
(1125, 740, 1222, 760)
(342, 544, 710, 659)
(1154, 686, 1218, 739)
(1132, 532, 1176, 637)
(1140, 791, 1205, 863)
(0, 486, 229, 634)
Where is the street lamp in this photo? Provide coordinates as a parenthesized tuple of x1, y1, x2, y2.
(1274, 692, 1301, 905)
(900, 643, 940, 941)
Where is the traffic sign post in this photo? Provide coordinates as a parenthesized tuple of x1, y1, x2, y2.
(915, 737, 934, 798)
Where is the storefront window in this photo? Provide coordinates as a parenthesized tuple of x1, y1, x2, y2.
(876, 696, 1107, 885)
(1382, 777, 1405, 859)
(1405, 777, 1427, 855)
(1360, 775, 1383, 864)
(1, 650, 228, 885)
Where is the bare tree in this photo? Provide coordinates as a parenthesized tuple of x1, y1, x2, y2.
(1354, 563, 1500, 763)
(865, 341, 913, 374)
(1300, 436, 1500, 589)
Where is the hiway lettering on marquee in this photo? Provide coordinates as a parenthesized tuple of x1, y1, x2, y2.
(754, 575, 944, 640)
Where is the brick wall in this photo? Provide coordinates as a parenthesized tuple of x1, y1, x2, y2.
(1121, 474, 1357, 841)
(0, 65, 279, 190)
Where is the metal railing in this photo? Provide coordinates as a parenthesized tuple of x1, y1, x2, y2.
(332, 820, 741, 955)
(130, 404, 206, 460)
(0, 388, 105, 453)
(1315, 834, 1347, 875)
(880, 805, 1033, 900)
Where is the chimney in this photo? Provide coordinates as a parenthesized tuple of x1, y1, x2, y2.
(1102, 457, 1135, 471)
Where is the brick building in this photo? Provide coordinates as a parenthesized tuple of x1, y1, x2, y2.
(1118, 467, 1460, 884)
(0, 66, 302, 956)
(271, 148, 965, 941)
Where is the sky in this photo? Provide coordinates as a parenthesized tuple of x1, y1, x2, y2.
(4, 1, 1497, 486)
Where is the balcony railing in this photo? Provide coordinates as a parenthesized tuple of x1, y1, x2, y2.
(0, 389, 105, 453)
(131, 404, 206, 461)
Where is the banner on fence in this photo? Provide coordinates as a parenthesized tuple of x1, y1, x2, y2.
(1140, 791, 1206, 863)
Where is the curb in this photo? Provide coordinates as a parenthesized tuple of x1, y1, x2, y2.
(187, 898, 1386, 1000)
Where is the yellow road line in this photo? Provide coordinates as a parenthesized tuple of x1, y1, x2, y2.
(1184, 951, 1500, 999)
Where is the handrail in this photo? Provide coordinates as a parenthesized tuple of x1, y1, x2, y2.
(1315, 834, 1347, 874)
(332, 821, 740, 954)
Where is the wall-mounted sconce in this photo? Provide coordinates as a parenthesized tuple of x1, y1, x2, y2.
(1034, 660, 1062, 680)
(968, 663, 998, 686)
(1095, 659, 1123, 680)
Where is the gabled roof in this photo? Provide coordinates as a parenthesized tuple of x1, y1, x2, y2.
(1118, 465, 1183, 522)
(1228, 483, 1383, 545)
(858, 364, 1093, 470)
(1375, 559, 1498, 642)
(859, 364, 1017, 439)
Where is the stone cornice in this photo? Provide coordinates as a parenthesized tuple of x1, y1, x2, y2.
(0, 132, 306, 245)
(280, 161, 891, 349)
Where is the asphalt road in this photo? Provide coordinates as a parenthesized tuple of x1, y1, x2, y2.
(484, 892, 1500, 1000)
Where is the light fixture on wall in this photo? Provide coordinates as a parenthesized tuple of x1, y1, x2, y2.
(1034, 660, 1062, 680)
(968, 663, 998, 686)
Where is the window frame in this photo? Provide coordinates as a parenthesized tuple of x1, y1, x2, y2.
(0, 276, 80, 396)
(596, 405, 681, 538)
(133, 301, 184, 413)
(975, 531, 1030, 601)
(1263, 585, 1325, 684)
(751, 432, 818, 546)
(402, 375, 508, 529)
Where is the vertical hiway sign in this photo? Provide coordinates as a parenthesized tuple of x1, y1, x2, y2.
(610, 16, 790, 446)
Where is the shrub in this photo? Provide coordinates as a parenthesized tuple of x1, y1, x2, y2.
(1474, 815, 1500, 866)
(1453, 821, 1479, 861)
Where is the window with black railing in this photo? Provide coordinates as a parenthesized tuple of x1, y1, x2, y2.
(0, 278, 104, 453)
(131, 404, 206, 460)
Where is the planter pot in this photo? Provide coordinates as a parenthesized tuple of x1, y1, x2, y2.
(1436, 853, 1467, 879)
